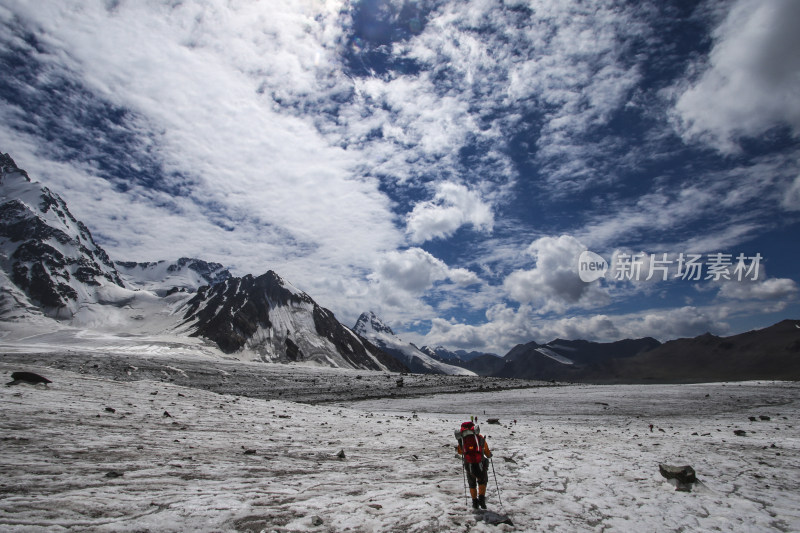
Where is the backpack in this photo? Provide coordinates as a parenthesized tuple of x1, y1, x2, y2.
(455, 422, 484, 464)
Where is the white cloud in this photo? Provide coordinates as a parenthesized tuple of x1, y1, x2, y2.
(718, 278, 799, 301)
(672, 0, 800, 153)
(577, 153, 800, 251)
(369, 247, 481, 295)
(419, 303, 731, 356)
(0, 0, 405, 310)
(405, 182, 494, 243)
(503, 235, 609, 313)
(783, 174, 800, 211)
(371, 248, 450, 294)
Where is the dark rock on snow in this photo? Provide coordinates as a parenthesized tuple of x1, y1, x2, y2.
(659, 464, 698, 492)
(6, 371, 51, 386)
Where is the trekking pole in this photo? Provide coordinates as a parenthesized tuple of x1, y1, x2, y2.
(490, 456, 506, 511)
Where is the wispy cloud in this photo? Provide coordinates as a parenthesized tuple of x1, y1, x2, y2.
(671, 0, 800, 153)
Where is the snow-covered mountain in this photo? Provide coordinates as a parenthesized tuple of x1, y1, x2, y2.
(420, 345, 499, 364)
(179, 273, 406, 371)
(353, 311, 475, 375)
(116, 258, 231, 295)
(0, 153, 124, 318)
(0, 152, 404, 372)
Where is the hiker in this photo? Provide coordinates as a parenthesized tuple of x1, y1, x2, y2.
(455, 420, 492, 509)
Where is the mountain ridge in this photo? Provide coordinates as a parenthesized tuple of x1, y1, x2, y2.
(0, 152, 404, 372)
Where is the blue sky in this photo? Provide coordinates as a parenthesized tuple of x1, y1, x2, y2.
(1, 0, 799, 355)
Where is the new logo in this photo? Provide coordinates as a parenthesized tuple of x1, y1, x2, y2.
(578, 250, 608, 282)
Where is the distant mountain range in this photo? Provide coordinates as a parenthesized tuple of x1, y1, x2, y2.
(2, 152, 798, 382)
(437, 323, 800, 383)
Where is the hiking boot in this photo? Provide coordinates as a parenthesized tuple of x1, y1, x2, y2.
(478, 495, 486, 509)
(472, 498, 480, 509)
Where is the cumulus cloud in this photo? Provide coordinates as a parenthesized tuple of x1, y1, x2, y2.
(503, 235, 609, 313)
(419, 303, 728, 356)
(718, 278, 799, 301)
(405, 182, 493, 243)
(370, 247, 481, 295)
(672, 0, 800, 152)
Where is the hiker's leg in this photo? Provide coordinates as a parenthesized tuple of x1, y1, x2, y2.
(466, 463, 480, 508)
(477, 459, 489, 508)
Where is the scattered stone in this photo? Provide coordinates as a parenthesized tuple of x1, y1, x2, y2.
(659, 464, 698, 492)
(163, 411, 172, 418)
(367, 504, 383, 510)
(501, 456, 517, 464)
(336, 449, 346, 460)
(759, 415, 771, 421)
(6, 371, 51, 386)
(475, 509, 514, 526)
(749, 417, 758, 422)
(105, 407, 116, 413)
(486, 418, 501, 425)
(311, 515, 324, 526)
(105, 471, 124, 479)
(734, 429, 747, 436)
(243, 449, 257, 455)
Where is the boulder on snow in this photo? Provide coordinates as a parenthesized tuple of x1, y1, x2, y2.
(486, 418, 501, 425)
(6, 371, 51, 386)
(475, 509, 514, 526)
(658, 464, 697, 492)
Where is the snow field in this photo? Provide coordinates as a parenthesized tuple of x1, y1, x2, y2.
(0, 363, 488, 532)
(346, 382, 800, 532)
(1, 362, 798, 532)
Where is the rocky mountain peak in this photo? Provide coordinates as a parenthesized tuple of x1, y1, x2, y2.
(1, 154, 123, 312)
(0, 152, 30, 182)
(354, 311, 395, 336)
